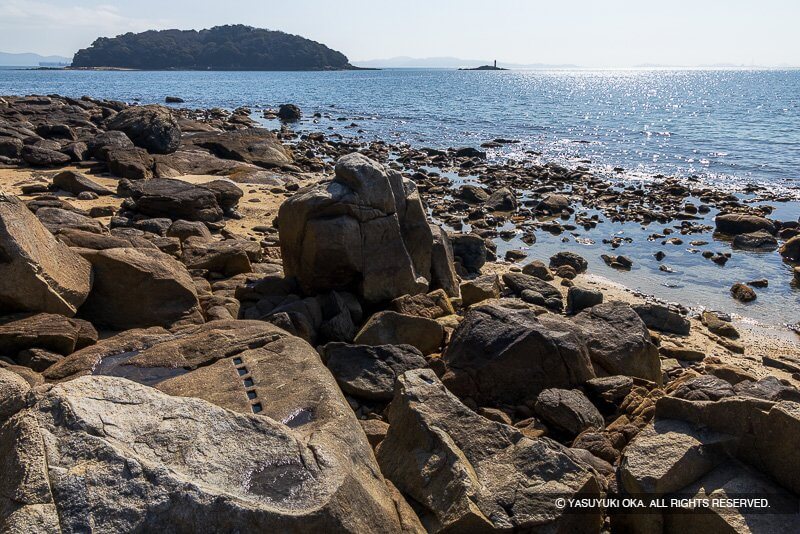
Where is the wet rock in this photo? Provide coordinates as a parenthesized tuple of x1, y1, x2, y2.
(573, 301, 661, 383)
(701, 311, 739, 339)
(550, 251, 588, 274)
(107, 104, 181, 154)
(536, 193, 570, 214)
(732, 230, 778, 251)
(485, 187, 516, 211)
(278, 103, 302, 122)
(280, 153, 433, 303)
(457, 184, 489, 203)
(79, 247, 204, 330)
(567, 286, 603, 314)
(0, 194, 92, 316)
(377, 369, 601, 532)
(534, 388, 605, 437)
(714, 213, 775, 235)
(323, 342, 427, 401)
(459, 274, 501, 307)
(52, 170, 113, 196)
(632, 303, 690, 335)
(442, 302, 595, 406)
(779, 235, 800, 261)
(354, 311, 443, 355)
(730, 282, 757, 302)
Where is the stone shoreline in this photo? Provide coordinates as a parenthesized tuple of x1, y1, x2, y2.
(1, 94, 799, 532)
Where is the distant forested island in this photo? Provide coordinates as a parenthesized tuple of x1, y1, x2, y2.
(71, 25, 356, 71)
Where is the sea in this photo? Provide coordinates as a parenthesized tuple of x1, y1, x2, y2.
(1, 67, 799, 329)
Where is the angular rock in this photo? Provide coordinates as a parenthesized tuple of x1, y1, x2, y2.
(534, 388, 605, 437)
(0, 194, 92, 316)
(0, 369, 416, 532)
(442, 303, 595, 406)
(567, 286, 603, 314)
(460, 274, 501, 307)
(450, 233, 487, 274)
(429, 225, 459, 297)
(377, 369, 601, 533)
(35, 207, 105, 235)
(573, 301, 661, 383)
(190, 128, 293, 169)
(181, 238, 258, 276)
(21, 145, 70, 167)
(0, 313, 96, 357)
(52, 170, 113, 196)
(632, 303, 690, 335)
(354, 311, 443, 355)
(323, 342, 427, 401)
(79, 247, 204, 329)
(279, 153, 431, 303)
(121, 178, 224, 222)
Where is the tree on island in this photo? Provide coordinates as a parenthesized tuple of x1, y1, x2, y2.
(71, 25, 355, 71)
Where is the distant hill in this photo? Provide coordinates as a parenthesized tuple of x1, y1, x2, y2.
(0, 52, 71, 67)
(71, 25, 355, 71)
(354, 56, 579, 69)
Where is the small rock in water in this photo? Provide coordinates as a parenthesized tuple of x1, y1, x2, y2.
(730, 282, 757, 302)
(749, 279, 769, 288)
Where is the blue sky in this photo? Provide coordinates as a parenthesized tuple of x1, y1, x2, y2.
(0, 0, 798, 66)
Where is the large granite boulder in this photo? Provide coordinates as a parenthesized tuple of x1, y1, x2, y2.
(0, 313, 96, 357)
(354, 311, 444, 355)
(0, 193, 92, 316)
(279, 153, 435, 303)
(52, 170, 113, 196)
(0, 371, 419, 532)
(78, 247, 204, 330)
(377, 369, 601, 532)
(107, 104, 181, 154)
(573, 301, 661, 383)
(24, 320, 421, 531)
(442, 302, 595, 406)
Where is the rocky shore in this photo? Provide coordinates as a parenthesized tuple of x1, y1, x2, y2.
(1, 94, 799, 532)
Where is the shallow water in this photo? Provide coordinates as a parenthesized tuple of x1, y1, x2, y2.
(1, 67, 798, 328)
(1, 68, 798, 194)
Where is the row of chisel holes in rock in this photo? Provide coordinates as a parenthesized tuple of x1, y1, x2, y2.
(233, 357, 262, 413)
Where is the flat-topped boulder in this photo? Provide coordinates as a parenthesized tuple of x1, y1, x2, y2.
(714, 213, 775, 235)
(0, 193, 92, 316)
(119, 178, 230, 222)
(188, 128, 294, 169)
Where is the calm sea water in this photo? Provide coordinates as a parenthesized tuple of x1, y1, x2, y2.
(1, 68, 799, 328)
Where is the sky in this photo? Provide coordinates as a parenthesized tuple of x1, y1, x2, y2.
(0, 0, 798, 67)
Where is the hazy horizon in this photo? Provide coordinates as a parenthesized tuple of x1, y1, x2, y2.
(0, 0, 798, 68)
